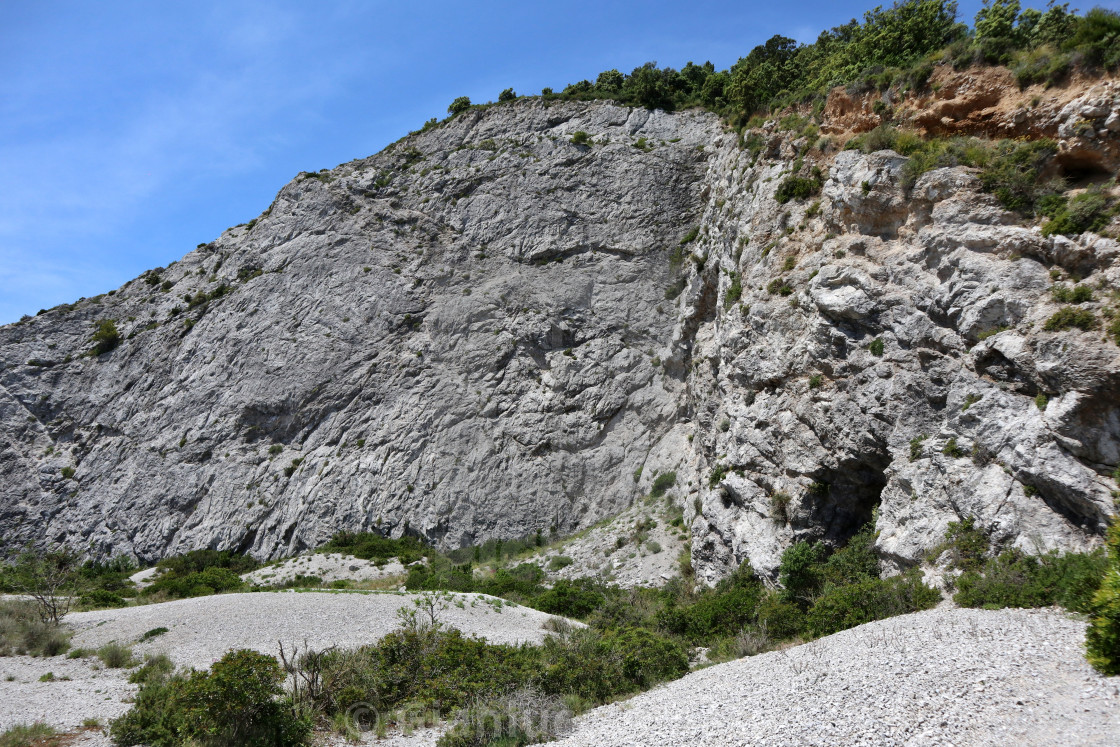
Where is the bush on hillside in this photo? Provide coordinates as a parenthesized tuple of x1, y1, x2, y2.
(322, 531, 428, 565)
(806, 571, 940, 636)
(142, 566, 244, 600)
(90, 319, 121, 355)
(953, 548, 1108, 611)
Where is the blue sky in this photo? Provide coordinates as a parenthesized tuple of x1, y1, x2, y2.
(0, 0, 1111, 324)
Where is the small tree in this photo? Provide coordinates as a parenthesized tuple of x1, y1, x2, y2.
(448, 96, 471, 116)
(13, 547, 84, 624)
(90, 319, 120, 355)
(498, 87, 516, 102)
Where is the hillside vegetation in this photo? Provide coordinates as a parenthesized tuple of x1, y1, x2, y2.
(450, 1, 1119, 123)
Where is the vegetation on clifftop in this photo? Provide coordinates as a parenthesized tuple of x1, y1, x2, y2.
(450, 2, 1120, 124)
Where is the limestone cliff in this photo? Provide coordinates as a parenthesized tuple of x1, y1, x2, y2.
(2, 71, 1118, 581)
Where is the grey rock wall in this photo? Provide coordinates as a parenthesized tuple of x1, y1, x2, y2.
(1, 95, 1117, 581)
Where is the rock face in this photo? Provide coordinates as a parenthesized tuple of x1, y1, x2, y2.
(0, 101, 713, 561)
(2, 89, 1119, 581)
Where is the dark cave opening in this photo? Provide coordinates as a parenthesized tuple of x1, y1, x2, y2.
(800, 461, 888, 547)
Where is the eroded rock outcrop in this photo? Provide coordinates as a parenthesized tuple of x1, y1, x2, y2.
(2, 85, 1118, 582)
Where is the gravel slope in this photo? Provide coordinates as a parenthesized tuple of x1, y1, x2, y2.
(6, 603, 1117, 744)
(0, 590, 563, 733)
(555, 607, 1120, 746)
(67, 591, 561, 669)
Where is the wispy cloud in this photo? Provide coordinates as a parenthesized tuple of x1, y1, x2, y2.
(0, 3, 367, 322)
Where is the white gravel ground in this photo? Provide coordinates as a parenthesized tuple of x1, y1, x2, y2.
(67, 591, 561, 669)
(0, 655, 133, 733)
(0, 590, 562, 734)
(554, 607, 1120, 747)
(5, 602, 1117, 745)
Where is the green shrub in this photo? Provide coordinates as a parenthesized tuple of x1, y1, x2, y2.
(498, 87, 516, 102)
(977, 138, 1059, 214)
(570, 130, 590, 145)
(1071, 7, 1120, 69)
(940, 516, 989, 571)
(603, 627, 688, 688)
(775, 175, 822, 204)
(79, 588, 127, 609)
(942, 437, 965, 458)
(659, 565, 764, 642)
(724, 272, 743, 309)
(1012, 44, 1072, 87)
(534, 580, 605, 618)
(143, 566, 244, 600)
(129, 653, 174, 685)
(909, 434, 927, 461)
(322, 531, 429, 565)
(868, 338, 885, 356)
(1042, 189, 1115, 237)
(778, 541, 828, 609)
(821, 524, 881, 588)
(97, 642, 135, 669)
(90, 319, 121, 355)
(448, 96, 471, 116)
(954, 548, 1108, 612)
(0, 600, 70, 657)
(806, 571, 939, 637)
(754, 590, 806, 638)
(548, 556, 574, 572)
(1087, 522, 1120, 675)
(650, 471, 677, 498)
(766, 278, 793, 296)
(769, 491, 793, 522)
(1051, 283, 1094, 303)
(112, 649, 311, 747)
(0, 723, 56, 747)
(1044, 307, 1096, 332)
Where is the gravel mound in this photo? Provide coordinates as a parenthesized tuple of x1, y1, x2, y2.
(67, 591, 561, 669)
(555, 607, 1120, 746)
(241, 553, 408, 587)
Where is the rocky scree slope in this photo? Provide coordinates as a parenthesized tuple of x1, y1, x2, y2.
(1, 81, 1119, 582)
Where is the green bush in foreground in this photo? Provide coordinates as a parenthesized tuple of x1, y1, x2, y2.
(111, 649, 310, 747)
(1087, 522, 1120, 675)
(0, 723, 56, 747)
